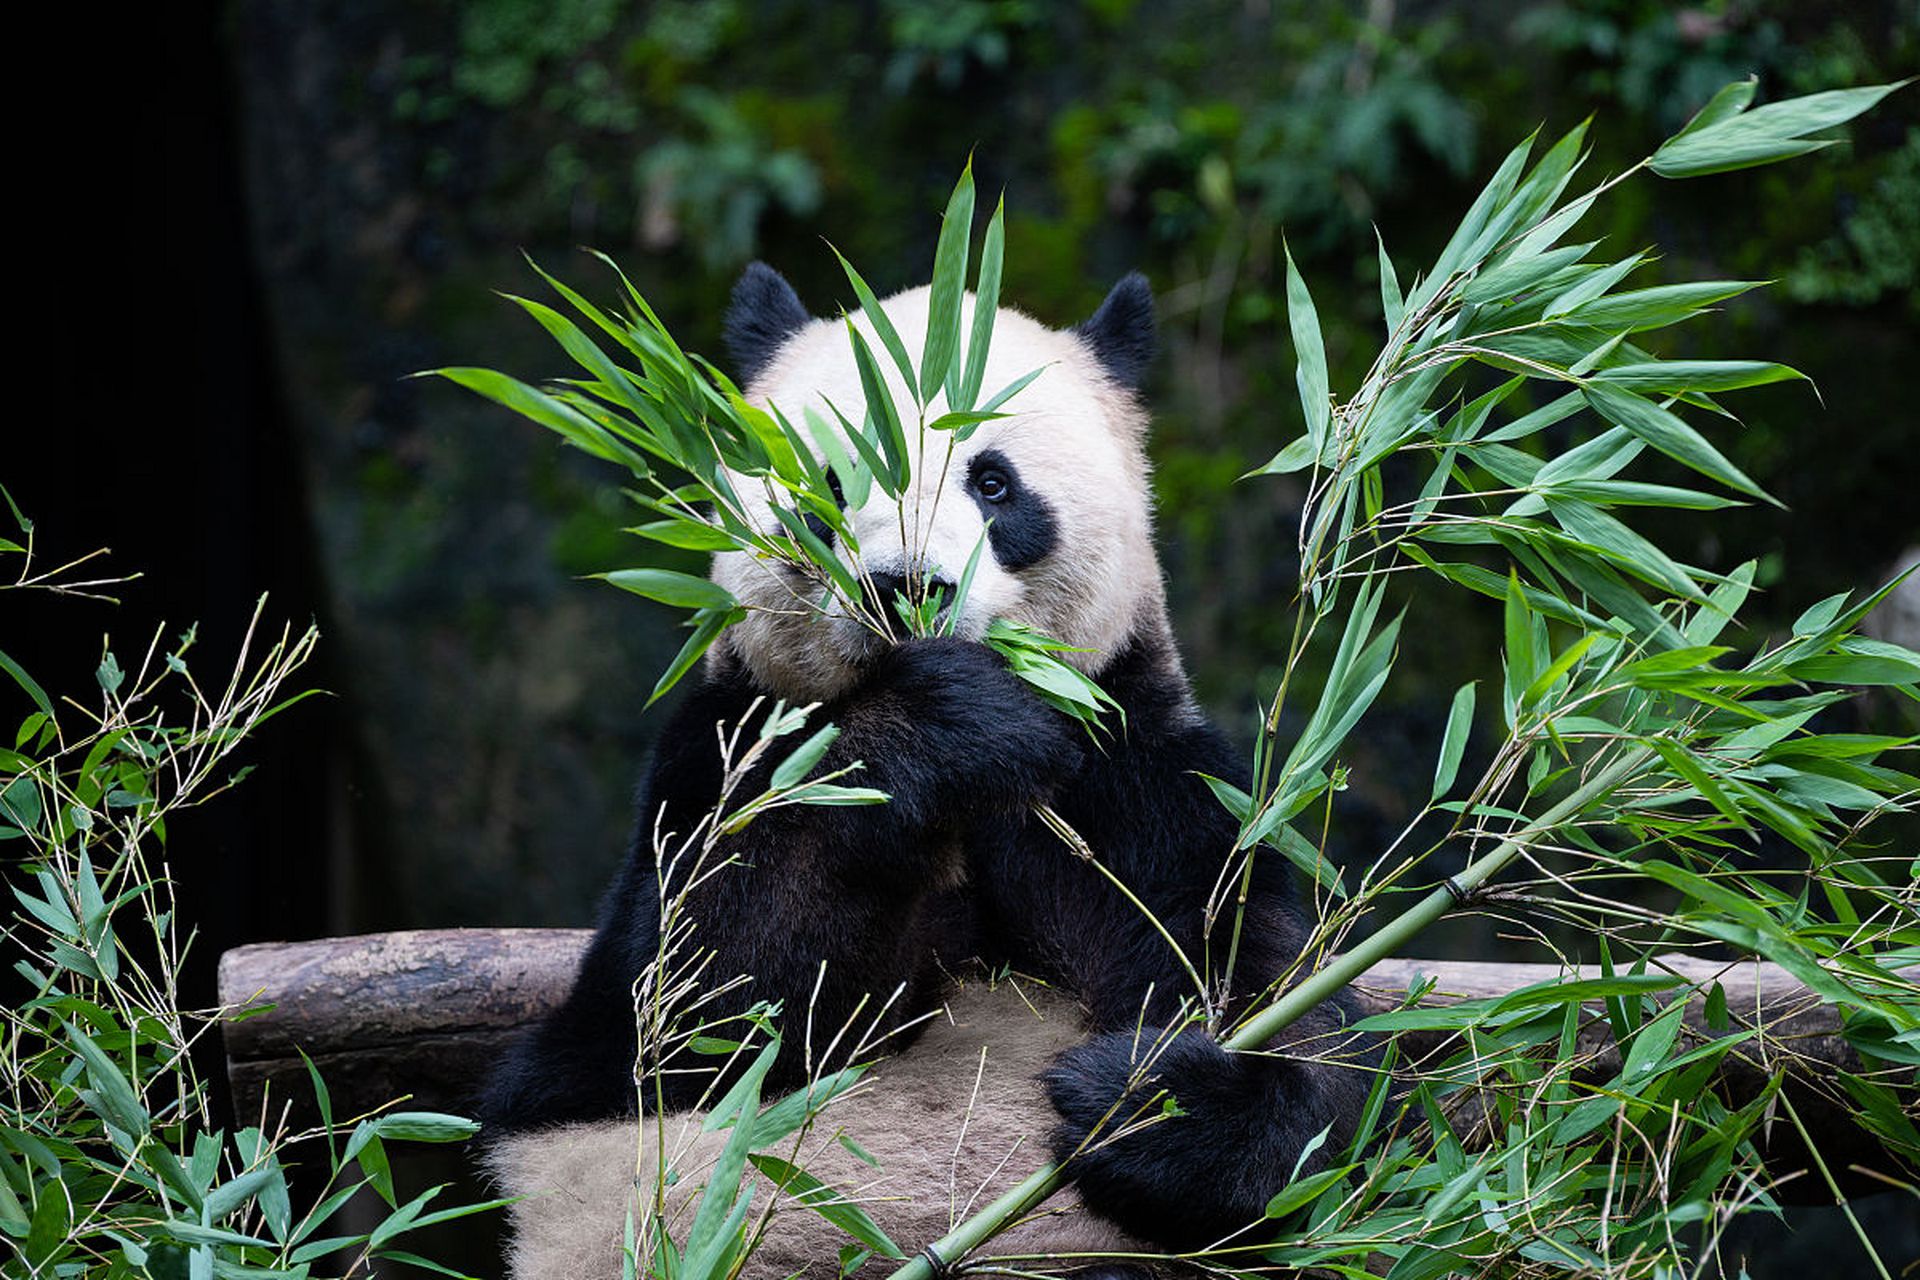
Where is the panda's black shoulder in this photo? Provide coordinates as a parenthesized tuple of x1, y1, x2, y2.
(1092, 627, 1247, 787)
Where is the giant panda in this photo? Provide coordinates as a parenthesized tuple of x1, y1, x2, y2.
(480, 264, 1379, 1278)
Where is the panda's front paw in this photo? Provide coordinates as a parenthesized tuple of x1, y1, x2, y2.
(1044, 1027, 1288, 1252)
(871, 637, 1081, 793)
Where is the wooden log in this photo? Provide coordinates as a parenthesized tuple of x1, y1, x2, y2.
(218, 930, 1915, 1197)
(218, 928, 585, 1128)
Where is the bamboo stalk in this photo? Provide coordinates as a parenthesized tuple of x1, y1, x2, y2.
(885, 746, 1652, 1279)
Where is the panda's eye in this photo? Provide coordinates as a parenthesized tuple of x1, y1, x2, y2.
(973, 468, 1011, 503)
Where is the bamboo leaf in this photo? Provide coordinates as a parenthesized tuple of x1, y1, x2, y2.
(1461, 242, 1597, 306)
(66, 1023, 148, 1140)
(430, 368, 632, 467)
(1256, 433, 1318, 476)
(1432, 682, 1477, 801)
(1546, 498, 1706, 602)
(1592, 359, 1807, 394)
(802, 405, 871, 513)
(771, 724, 840, 791)
(0, 649, 52, 716)
(957, 194, 1005, 412)
(1284, 246, 1330, 453)
(727, 393, 806, 482)
(977, 365, 1048, 415)
(1484, 390, 1584, 443)
(1544, 251, 1648, 319)
(783, 782, 890, 806)
(1648, 736, 1749, 829)
(768, 506, 861, 602)
(1668, 78, 1758, 142)
(1651, 80, 1910, 178)
(1523, 632, 1599, 706)
(1377, 228, 1404, 332)
(1547, 479, 1742, 511)
(1788, 647, 1920, 686)
(926, 410, 1007, 434)
(921, 160, 975, 400)
(627, 518, 737, 551)
(1498, 117, 1592, 245)
(1563, 280, 1763, 332)
(845, 323, 911, 492)
(649, 607, 745, 706)
(826, 396, 901, 500)
(831, 246, 919, 402)
(736, 1065, 871, 1145)
(1504, 572, 1536, 710)
(599, 569, 737, 611)
(500, 293, 652, 414)
(943, 530, 990, 638)
(681, 1041, 777, 1272)
(1420, 131, 1534, 298)
(1582, 384, 1770, 502)
(747, 1154, 907, 1259)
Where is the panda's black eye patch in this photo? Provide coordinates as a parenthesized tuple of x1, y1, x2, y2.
(967, 449, 1056, 571)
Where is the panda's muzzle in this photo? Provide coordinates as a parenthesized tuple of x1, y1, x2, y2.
(861, 568, 957, 638)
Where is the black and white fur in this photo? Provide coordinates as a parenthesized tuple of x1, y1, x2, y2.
(483, 266, 1376, 1270)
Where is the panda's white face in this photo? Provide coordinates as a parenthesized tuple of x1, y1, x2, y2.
(710, 283, 1162, 702)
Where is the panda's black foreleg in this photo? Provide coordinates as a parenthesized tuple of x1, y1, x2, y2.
(481, 637, 1076, 1133)
(1043, 988, 1378, 1254)
(629, 637, 1079, 1106)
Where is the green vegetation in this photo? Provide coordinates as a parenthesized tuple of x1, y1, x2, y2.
(0, 499, 911, 1278)
(0, 510, 510, 1278)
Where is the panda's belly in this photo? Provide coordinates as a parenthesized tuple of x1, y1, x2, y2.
(487, 979, 1189, 1278)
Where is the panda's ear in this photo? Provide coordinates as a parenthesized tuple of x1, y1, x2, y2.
(1072, 272, 1155, 389)
(724, 262, 812, 388)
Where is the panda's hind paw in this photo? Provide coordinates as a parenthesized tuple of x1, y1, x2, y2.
(1043, 1027, 1284, 1252)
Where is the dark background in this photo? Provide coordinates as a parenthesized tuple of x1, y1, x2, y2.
(12, 1, 1918, 1274)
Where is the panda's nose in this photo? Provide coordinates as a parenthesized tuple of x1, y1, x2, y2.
(864, 571, 911, 613)
(863, 569, 956, 628)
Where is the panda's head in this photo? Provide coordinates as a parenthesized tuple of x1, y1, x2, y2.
(709, 263, 1164, 702)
